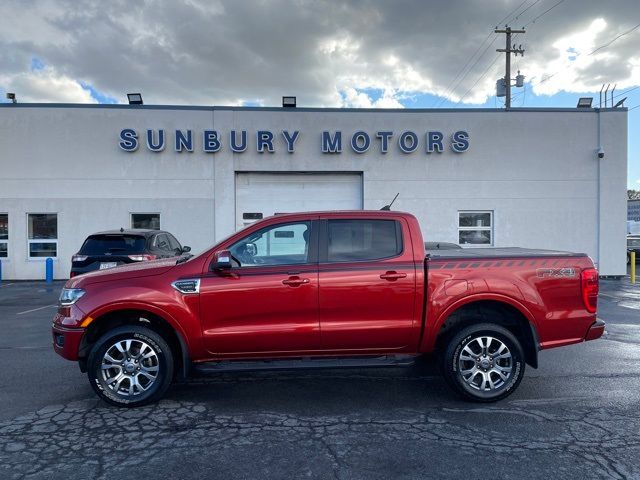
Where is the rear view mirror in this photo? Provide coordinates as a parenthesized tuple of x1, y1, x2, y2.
(181, 246, 191, 253)
(211, 249, 233, 271)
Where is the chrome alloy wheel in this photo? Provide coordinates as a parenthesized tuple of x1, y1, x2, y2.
(101, 339, 160, 397)
(458, 336, 513, 392)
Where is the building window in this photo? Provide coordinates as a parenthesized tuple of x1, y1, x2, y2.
(0, 214, 7, 258)
(28, 213, 58, 258)
(131, 213, 160, 230)
(458, 211, 493, 246)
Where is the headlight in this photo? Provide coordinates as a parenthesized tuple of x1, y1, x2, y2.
(59, 288, 86, 305)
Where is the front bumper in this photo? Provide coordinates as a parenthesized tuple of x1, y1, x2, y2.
(52, 303, 88, 361)
(585, 318, 605, 341)
(52, 323, 84, 360)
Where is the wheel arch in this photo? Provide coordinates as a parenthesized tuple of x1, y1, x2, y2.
(431, 297, 540, 369)
(78, 306, 191, 379)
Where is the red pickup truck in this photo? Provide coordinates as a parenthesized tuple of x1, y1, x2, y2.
(52, 211, 603, 407)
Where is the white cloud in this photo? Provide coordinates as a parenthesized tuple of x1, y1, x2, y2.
(1, 66, 97, 103)
(0, 0, 638, 106)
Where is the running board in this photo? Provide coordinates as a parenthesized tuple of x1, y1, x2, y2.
(193, 354, 418, 374)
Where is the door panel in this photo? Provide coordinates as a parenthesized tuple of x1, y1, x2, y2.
(199, 220, 320, 356)
(199, 266, 319, 355)
(318, 218, 418, 351)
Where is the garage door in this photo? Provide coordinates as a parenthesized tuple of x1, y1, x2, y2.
(235, 172, 363, 229)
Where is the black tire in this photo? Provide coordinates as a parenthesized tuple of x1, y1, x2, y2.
(441, 323, 525, 402)
(87, 325, 174, 407)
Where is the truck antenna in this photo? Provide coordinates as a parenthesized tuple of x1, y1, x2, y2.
(380, 193, 399, 211)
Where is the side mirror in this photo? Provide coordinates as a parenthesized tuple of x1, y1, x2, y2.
(211, 249, 233, 271)
(181, 246, 191, 253)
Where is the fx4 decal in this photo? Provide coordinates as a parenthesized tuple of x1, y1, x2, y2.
(536, 268, 576, 278)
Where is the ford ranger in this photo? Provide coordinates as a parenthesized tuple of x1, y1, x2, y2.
(52, 211, 603, 407)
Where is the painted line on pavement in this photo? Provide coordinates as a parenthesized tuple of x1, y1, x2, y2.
(16, 304, 57, 315)
(599, 293, 621, 300)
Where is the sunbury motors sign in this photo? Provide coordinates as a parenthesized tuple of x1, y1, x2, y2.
(119, 129, 470, 154)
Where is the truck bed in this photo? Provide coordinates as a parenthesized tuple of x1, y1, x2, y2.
(426, 247, 587, 259)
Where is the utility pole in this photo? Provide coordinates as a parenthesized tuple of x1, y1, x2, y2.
(495, 26, 525, 108)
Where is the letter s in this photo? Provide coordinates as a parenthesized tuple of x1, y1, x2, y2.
(119, 129, 139, 152)
(451, 131, 469, 153)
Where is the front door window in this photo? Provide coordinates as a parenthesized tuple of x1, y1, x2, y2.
(229, 221, 312, 267)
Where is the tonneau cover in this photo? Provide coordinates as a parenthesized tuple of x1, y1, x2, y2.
(426, 247, 587, 259)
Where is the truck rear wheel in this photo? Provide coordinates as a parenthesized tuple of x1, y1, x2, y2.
(87, 325, 174, 407)
(441, 323, 525, 402)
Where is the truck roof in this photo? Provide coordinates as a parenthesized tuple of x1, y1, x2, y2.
(269, 210, 414, 219)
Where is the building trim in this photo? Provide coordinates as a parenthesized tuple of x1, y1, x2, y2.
(0, 103, 628, 114)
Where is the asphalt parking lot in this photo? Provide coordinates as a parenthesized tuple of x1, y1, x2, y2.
(0, 278, 639, 479)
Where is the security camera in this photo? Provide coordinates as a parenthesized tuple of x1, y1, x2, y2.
(597, 147, 604, 159)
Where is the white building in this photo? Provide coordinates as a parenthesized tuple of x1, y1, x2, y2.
(0, 103, 628, 279)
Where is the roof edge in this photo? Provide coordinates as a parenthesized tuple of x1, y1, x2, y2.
(0, 103, 628, 113)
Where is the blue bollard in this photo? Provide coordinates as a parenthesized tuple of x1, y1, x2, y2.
(45, 257, 53, 284)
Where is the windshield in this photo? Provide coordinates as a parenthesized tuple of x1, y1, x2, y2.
(628, 238, 640, 248)
(79, 235, 147, 255)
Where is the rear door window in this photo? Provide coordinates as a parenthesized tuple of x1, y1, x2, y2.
(79, 235, 147, 255)
(326, 220, 402, 262)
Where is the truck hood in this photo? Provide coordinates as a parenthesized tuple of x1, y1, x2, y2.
(66, 258, 177, 288)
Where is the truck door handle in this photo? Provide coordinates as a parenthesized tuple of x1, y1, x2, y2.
(282, 276, 310, 287)
(380, 271, 407, 281)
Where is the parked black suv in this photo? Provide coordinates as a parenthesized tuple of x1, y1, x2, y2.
(70, 229, 190, 277)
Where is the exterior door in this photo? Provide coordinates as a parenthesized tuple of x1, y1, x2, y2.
(199, 220, 320, 356)
(235, 172, 363, 229)
(318, 217, 418, 352)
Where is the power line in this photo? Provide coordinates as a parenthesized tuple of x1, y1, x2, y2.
(496, 0, 529, 27)
(455, 0, 568, 106)
(456, 54, 502, 104)
(521, 22, 640, 95)
(437, 36, 500, 106)
(434, 32, 496, 107)
(512, 0, 542, 23)
(523, 0, 566, 28)
(435, 0, 533, 107)
(590, 23, 640, 56)
(614, 86, 640, 100)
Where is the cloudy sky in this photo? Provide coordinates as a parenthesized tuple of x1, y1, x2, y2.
(1, 0, 638, 186)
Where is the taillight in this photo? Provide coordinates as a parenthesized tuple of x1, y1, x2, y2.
(72, 254, 88, 262)
(581, 268, 599, 314)
(128, 254, 157, 262)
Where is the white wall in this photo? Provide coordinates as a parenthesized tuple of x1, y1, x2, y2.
(0, 105, 628, 278)
(0, 107, 216, 279)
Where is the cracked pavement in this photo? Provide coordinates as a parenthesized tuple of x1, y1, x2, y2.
(0, 279, 639, 479)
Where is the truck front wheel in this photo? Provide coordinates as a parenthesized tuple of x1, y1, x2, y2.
(441, 323, 525, 402)
(87, 325, 174, 407)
